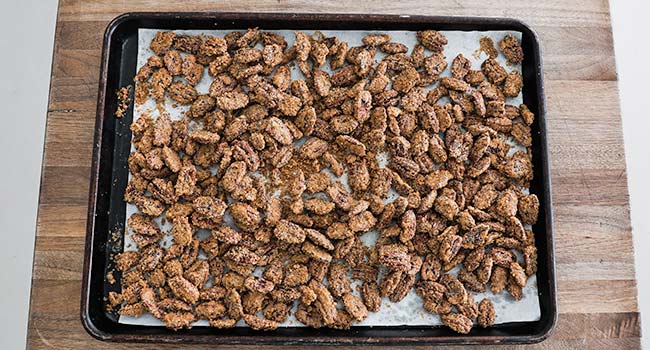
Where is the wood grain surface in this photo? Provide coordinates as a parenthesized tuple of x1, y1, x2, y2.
(27, 0, 639, 349)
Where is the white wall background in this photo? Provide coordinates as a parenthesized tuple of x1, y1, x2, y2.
(0, 0, 647, 349)
(610, 1, 650, 348)
(0, 0, 57, 349)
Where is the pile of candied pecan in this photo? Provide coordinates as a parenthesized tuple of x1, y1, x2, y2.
(110, 29, 539, 334)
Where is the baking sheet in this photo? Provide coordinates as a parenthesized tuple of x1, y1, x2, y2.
(119, 28, 540, 327)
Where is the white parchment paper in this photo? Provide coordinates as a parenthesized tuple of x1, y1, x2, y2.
(119, 28, 540, 328)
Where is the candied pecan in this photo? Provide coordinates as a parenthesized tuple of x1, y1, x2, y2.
(305, 173, 330, 194)
(510, 122, 532, 147)
(172, 35, 201, 53)
(188, 95, 215, 119)
(216, 90, 249, 111)
(244, 275, 275, 294)
(208, 319, 237, 329)
(194, 301, 225, 320)
(168, 275, 199, 304)
(274, 219, 306, 244)
(225, 246, 260, 265)
(416, 280, 446, 305)
(362, 33, 391, 46)
(393, 66, 419, 94)
(439, 233, 462, 263)
(509, 261, 527, 288)
(163, 312, 195, 330)
(229, 202, 261, 232)
(464, 246, 484, 271)
(310, 41, 329, 67)
(441, 77, 471, 92)
(324, 182, 352, 211)
(491, 247, 515, 268)
(188, 130, 219, 145)
(115, 251, 139, 272)
(329, 66, 359, 87)
(390, 273, 416, 302)
(464, 69, 485, 87)
(283, 263, 309, 287)
(133, 195, 165, 217)
(523, 244, 538, 276)
(499, 34, 524, 64)
(299, 137, 329, 160)
(451, 54, 471, 79)
(507, 275, 524, 300)
(347, 210, 376, 232)
(150, 68, 172, 102)
(208, 54, 233, 76)
(278, 93, 303, 117)
(293, 31, 311, 61)
(327, 263, 351, 298)
(342, 293, 368, 322)
(181, 55, 204, 86)
(263, 302, 291, 323)
(440, 274, 467, 306)
(333, 237, 356, 259)
(463, 224, 489, 250)
(312, 69, 331, 97)
(169, 216, 192, 246)
(322, 223, 350, 241)
(515, 194, 539, 226)
(355, 50, 374, 77)
(298, 284, 317, 306)
(490, 265, 508, 294)
(475, 298, 495, 328)
(470, 91, 486, 117)
(481, 58, 507, 84)
(357, 281, 380, 312)
(379, 270, 403, 297)
(503, 71, 523, 97)
(224, 288, 244, 319)
(417, 30, 447, 52)
(378, 244, 411, 271)
(380, 41, 408, 54)
(199, 35, 227, 56)
(211, 225, 241, 246)
(242, 314, 278, 331)
(472, 253, 492, 284)
(265, 117, 292, 145)
(458, 268, 485, 293)
(135, 56, 163, 83)
(423, 53, 448, 77)
(302, 198, 333, 215)
(309, 280, 338, 325)
(441, 313, 472, 334)
(150, 31, 176, 54)
(108, 291, 123, 307)
(168, 81, 198, 104)
(127, 213, 160, 236)
(420, 254, 441, 281)
(434, 195, 459, 221)
(520, 103, 535, 125)
(295, 303, 325, 328)
(473, 184, 498, 210)
(494, 190, 518, 218)
(399, 209, 417, 243)
(503, 150, 533, 181)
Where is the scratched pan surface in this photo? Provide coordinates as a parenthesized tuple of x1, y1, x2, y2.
(82, 12, 556, 345)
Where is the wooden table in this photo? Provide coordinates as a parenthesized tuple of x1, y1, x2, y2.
(28, 0, 639, 349)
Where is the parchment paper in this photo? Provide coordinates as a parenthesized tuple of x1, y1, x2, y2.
(119, 28, 540, 328)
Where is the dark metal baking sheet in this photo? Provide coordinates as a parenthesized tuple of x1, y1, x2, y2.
(81, 11, 556, 345)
